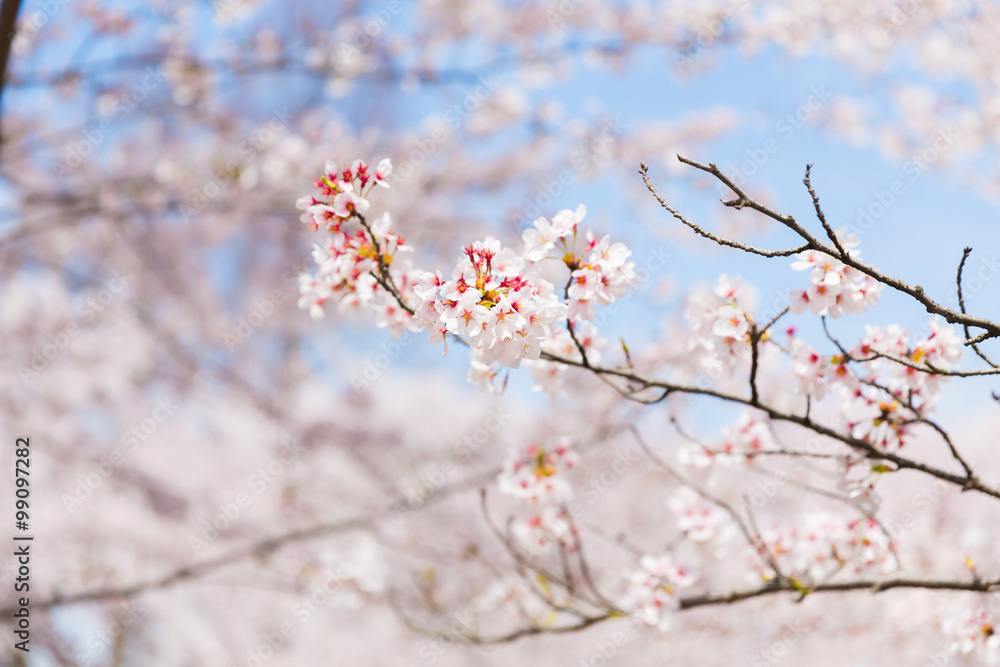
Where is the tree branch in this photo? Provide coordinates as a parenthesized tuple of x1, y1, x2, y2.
(669, 155, 1000, 341)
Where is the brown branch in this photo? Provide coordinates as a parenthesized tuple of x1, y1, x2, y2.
(679, 574, 1000, 610)
(639, 162, 808, 258)
(671, 155, 1000, 342)
(563, 274, 592, 368)
(749, 323, 762, 405)
(803, 163, 846, 257)
(355, 212, 415, 316)
(536, 350, 1000, 500)
(674, 155, 821, 240)
(569, 514, 620, 611)
(910, 417, 976, 484)
(440, 573, 1000, 644)
(957, 247, 1000, 368)
(0, 0, 21, 103)
(759, 306, 790, 339)
(632, 427, 790, 583)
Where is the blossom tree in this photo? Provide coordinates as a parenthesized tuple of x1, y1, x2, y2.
(291, 151, 1000, 652)
(1, 1, 1000, 666)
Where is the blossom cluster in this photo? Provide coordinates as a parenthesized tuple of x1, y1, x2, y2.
(412, 238, 567, 369)
(784, 317, 963, 449)
(497, 438, 578, 504)
(295, 158, 418, 336)
(755, 513, 895, 584)
(853, 318, 962, 397)
(841, 386, 914, 450)
(410, 205, 636, 372)
(676, 412, 780, 469)
(296, 161, 636, 377)
(472, 438, 583, 622)
(621, 554, 697, 631)
(843, 319, 962, 448)
(296, 158, 392, 233)
(788, 231, 882, 318)
(667, 486, 731, 543)
(720, 411, 777, 458)
(495, 439, 579, 555)
(944, 606, 1000, 665)
(683, 274, 755, 371)
(522, 206, 636, 321)
(510, 506, 575, 555)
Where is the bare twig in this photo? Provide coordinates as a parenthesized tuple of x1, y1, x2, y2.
(631, 427, 790, 583)
(957, 247, 1000, 368)
(639, 162, 808, 258)
(534, 349, 1000, 500)
(670, 155, 1000, 342)
(803, 164, 846, 257)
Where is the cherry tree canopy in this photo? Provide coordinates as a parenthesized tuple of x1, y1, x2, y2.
(1, 1, 1000, 665)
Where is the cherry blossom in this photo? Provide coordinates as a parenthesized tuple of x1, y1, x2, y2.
(497, 439, 578, 504)
(521, 206, 636, 322)
(683, 274, 755, 370)
(668, 486, 730, 544)
(945, 607, 1000, 665)
(788, 230, 882, 318)
(295, 160, 421, 338)
(522, 205, 586, 261)
(854, 318, 963, 400)
(511, 506, 576, 555)
(12, 2, 1000, 663)
(413, 238, 567, 369)
(756, 513, 895, 584)
(718, 411, 777, 460)
(622, 554, 697, 631)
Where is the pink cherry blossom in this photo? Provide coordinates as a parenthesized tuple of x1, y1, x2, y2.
(497, 439, 578, 504)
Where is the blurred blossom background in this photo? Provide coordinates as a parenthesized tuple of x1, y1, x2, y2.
(1, 0, 999, 665)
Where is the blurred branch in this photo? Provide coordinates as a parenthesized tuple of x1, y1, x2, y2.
(0, 0, 21, 101)
(0, 0, 22, 157)
(0, 466, 498, 617)
(422, 573, 1000, 644)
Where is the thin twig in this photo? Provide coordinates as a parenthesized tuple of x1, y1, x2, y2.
(631, 426, 790, 583)
(639, 162, 808, 258)
(671, 155, 1000, 342)
(803, 164, 846, 257)
(957, 247, 999, 368)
